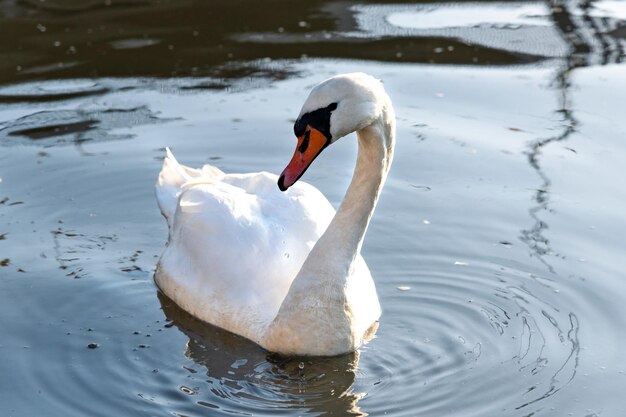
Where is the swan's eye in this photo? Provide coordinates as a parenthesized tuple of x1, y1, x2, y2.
(298, 130, 311, 153)
(293, 102, 338, 140)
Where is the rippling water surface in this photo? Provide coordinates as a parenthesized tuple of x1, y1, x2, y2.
(1, 1, 626, 416)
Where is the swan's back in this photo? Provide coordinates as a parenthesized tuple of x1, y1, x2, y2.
(155, 151, 336, 341)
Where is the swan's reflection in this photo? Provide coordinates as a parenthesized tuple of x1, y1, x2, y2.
(157, 291, 368, 416)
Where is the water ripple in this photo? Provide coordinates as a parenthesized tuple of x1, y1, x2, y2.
(354, 255, 584, 416)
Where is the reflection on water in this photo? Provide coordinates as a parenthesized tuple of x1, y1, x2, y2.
(158, 292, 366, 416)
(0, 105, 167, 148)
(518, 1, 620, 408)
(2, 0, 623, 82)
(1, 0, 626, 416)
(521, 0, 622, 272)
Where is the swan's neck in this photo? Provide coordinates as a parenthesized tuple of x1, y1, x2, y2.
(262, 107, 395, 355)
(315, 121, 393, 269)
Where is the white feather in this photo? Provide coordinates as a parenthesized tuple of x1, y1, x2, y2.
(155, 73, 394, 355)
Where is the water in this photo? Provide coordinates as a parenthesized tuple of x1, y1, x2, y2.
(1, 0, 626, 416)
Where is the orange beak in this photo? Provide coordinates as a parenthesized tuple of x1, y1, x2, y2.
(278, 126, 329, 191)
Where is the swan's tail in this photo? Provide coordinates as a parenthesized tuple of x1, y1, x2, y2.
(156, 148, 224, 228)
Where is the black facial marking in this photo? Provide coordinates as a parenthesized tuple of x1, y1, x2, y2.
(294, 102, 338, 140)
(298, 130, 310, 153)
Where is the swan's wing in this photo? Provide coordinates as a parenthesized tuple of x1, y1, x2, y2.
(156, 148, 224, 229)
(222, 171, 334, 241)
(155, 153, 336, 338)
(166, 171, 335, 295)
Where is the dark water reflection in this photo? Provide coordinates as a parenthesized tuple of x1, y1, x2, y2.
(159, 292, 365, 416)
(1, 1, 626, 416)
(0, 0, 573, 85)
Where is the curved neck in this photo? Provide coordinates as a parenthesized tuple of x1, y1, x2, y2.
(314, 118, 394, 271)
(262, 105, 395, 355)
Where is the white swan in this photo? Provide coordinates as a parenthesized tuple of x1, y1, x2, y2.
(155, 72, 395, 356)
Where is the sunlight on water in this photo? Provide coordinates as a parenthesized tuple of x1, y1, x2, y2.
(351, 3, 569, 59)
(585, 0, 626, 19)
(1, 0, 626, 416)
(386, 2, 551, 30)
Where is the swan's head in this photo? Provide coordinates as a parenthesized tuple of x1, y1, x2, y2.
(278, 72, 390, 191)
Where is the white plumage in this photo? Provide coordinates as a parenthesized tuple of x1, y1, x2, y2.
(155, 73, 395, 356)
